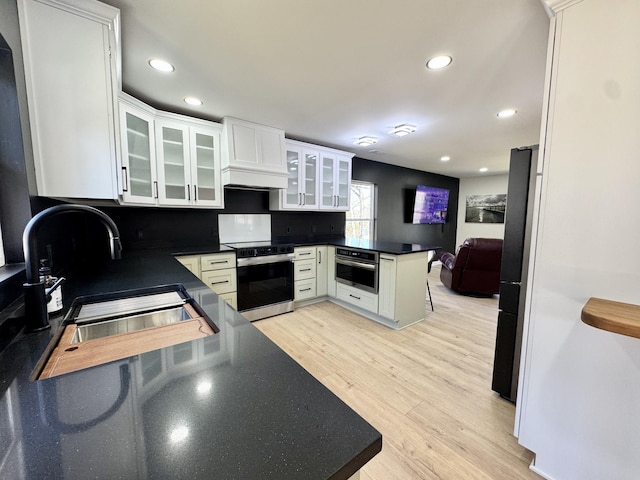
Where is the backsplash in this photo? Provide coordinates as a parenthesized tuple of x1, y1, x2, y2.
(102, 189, 345, 251)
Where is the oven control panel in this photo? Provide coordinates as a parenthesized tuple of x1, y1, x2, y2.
(335, 247, 378, 263)
(237, 244, 294, 258)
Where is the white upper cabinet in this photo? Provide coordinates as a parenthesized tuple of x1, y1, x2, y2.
(119, 94, 223, 208)
(221, 117, 287, 189)
(155, 117, 190, 206)
(319, 152, 352, 211)
(18, 0, 121, 199)
(270, 140, 319, 210)
(270, 140, 353, 211)
(190, 126, 223, 207)
(120, 98, 157, 204)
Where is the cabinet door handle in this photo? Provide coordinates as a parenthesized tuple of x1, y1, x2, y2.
(380, 257, 395, 262)
(122, 167, 128, 192)
(187, 184, 191, 201)
(153, 181, 159, 199)
(299, 192, 302, 205)
(349, 294, 361, 300)
(193, 185, 197, 202)
(318, 251, 321, 264)
(210, 280, 229, 285)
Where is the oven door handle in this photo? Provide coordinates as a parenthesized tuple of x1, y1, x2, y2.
(237, 253, 295, 267)
(335, 258, 377, 270)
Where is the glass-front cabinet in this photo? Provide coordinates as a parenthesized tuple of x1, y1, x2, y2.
(191, 127, 222, 206)
(279, 143, 318, 209)
(118, 93, 223, 208)
(270, 139, 351, 211)
(319, 153, 352, 211)
(155, 119, 190, 206)
(120, 100, 158, 204)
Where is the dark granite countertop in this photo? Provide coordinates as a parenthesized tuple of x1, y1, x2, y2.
(0, 249, 381, 479)
(331, 238, 441, 255)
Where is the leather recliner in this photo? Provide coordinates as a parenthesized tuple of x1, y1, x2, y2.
(438, 238, 503, 295)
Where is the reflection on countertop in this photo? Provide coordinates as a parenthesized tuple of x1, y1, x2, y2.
(0, 249, 381, 479)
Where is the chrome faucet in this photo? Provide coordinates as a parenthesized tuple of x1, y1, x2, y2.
(22, 204, 122, 331)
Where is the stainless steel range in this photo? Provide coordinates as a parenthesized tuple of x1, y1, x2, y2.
(224, 241, 295, 321)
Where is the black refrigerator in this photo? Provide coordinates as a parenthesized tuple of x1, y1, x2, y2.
(491, 146, 538, 402)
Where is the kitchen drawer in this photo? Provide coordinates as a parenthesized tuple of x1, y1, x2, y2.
(200, 252, 236, 272)
(295, 258, 316, 280)
(295, 279, 317, 301)
(218, 292, 237, 310)
(201, 268, 237, 294)
(336, 283, 379, 314)
(294, 247, 316, 260)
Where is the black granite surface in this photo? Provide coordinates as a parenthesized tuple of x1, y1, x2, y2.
(331, 238, 441, 255)
(0, 250, 381, 479)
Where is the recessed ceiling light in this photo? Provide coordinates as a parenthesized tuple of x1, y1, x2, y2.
(353, 136, 377, 147)
(184, 96, 203, 106)
(388, 124, 417, 137)
(426, 55, 452, 70)
(497, 108, 517, 118)
(148, 58, 175, 73)
(440, 156, 450, 162)
(479, 167, 489, 173)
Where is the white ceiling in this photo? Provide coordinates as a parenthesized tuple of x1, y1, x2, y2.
(101, 0, 550, 179)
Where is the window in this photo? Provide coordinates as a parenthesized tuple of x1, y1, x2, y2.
(346, 181, 376, 240)
(0, 223, 4, 267)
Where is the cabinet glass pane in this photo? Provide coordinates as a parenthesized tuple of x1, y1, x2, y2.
(162, 127, 186, 200)
(286, 149, 300, 205)
(304, 152, 317, 205)
(322, 156, 335, 207)
(126, 112, 152, 198)
(337, 159, 350, 207)
(195, 133, 216, 201)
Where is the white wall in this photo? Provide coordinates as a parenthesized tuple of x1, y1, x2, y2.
(517, 1, 640, 479)
(456, 174, 508, 246)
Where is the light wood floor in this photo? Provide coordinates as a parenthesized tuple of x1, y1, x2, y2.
(255, 265, 540, 480)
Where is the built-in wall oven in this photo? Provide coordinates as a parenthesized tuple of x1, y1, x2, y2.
(226, 242, 295, 322)
(335, 247, 379, 294)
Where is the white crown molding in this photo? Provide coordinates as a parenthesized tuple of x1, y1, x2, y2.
(540, 0, 584, 15)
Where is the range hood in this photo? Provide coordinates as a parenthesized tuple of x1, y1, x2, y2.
(221, 117, 288, 190)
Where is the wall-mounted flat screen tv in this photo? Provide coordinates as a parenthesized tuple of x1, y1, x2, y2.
(412, 186, 449, 224)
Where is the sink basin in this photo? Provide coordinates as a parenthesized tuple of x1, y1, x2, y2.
(34, 285, 219, 380)
(72, 305, 193, 343)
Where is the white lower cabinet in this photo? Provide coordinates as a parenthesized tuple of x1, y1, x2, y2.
(327, 247, 336, 297)
(294, 246, 330, 303)
(175, 252, 237, 309)
(316, 246, 328, 297)
(377, 252, 428, 328)
(336, 283, 379, 314)
(176, 255, 201, 278)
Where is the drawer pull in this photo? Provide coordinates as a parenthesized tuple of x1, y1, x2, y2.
(299, 252, 311, 256)
(300, 288, 312, 292)
(300, 268, 312, 272)
(208, 260, 229, 265)
(211, 280, 229, 285)
(349, 294, 361, 300)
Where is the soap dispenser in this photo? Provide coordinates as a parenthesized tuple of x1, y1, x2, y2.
(39, 259, 63, 314)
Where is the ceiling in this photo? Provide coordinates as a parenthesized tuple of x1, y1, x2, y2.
(101, 0, 550, 179)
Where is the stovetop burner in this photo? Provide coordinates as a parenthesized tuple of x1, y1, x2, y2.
(224, 241, 294, 259)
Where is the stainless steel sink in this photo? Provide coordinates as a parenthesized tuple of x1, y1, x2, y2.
(34, 285, 220, 381)
(71, 305, 193, 344)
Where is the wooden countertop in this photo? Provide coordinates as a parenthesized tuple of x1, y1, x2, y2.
(581, 297, 640, 339)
